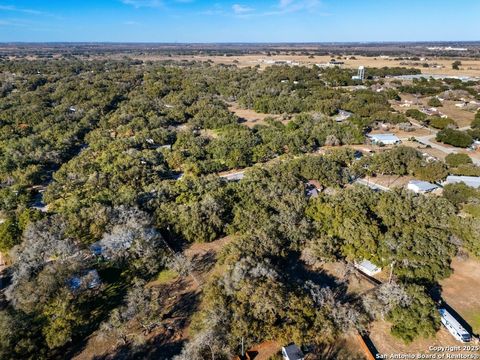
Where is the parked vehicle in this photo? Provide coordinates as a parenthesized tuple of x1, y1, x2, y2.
(439, 308, 471, 342)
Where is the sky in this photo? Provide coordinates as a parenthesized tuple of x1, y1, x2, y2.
(0, 0, 479, 43)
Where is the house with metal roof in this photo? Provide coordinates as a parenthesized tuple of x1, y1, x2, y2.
(220, 171, 245, 182)
(407, 180, 439, 194)
(444, 175, 480, 189)
(368, 134, 401, 145)
(282, 344, 304, 360)
(334, 110, 353, 122)
(354, 259, 382, 276)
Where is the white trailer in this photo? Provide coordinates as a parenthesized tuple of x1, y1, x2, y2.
(439, 308, 471, 342)
(354, 259, 382, 276)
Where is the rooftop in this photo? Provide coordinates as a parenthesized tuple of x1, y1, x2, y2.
(444, 175, 480, 189)
(282, 344, 304, 360)
(407, 180, 439, 192)
(368, 133, 400, 142)
(355, 259, 381, 274)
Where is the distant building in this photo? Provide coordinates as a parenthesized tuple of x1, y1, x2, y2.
(469, 140, 480, 151)
(354, 259, 382, 276)
(69, 269, 101, 291)
(444, 175, 480, 189)
(334, 110, 353, 122)
(282, 344, 304, 360)
(316, 63, 336, 68)
(368, 133, 401, 146)
(407, 180, 439, 194)
(305, 180, 321, 199)
(220, 172, 245, 182)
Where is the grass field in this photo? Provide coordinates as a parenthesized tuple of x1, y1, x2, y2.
(123, 54, 480, 77)
(228, 101, 280, 128)
(370, 256, 480, 356)
(440, 257, 480, 334)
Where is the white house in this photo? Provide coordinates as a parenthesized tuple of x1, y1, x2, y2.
(368, 134, 401, 145)
(439, 308, 471, 342)
(407, 180, 439, 194)
(220, 172, 245, 182)
(354, 259, 382, 276)
(444, 176, 480, 189)
(334, 110, 353, 122)
(282, 344, 304, 360)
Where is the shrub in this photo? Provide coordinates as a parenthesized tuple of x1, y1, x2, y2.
(443, 183, 480, 207)
(388, 285, 440, 344)
(436, 128, 473, 148)
(405, 109, 427, 121)
(427, 97, 442, 107)
(467, 128, 480, 140)
(449, 164, 480, 176)
(452, 61, 462, 70)
(413, 161, 448, 182)
(472, 111, 480, 129)
(445, 153, 473, 167)
(428, 116, 455, 130)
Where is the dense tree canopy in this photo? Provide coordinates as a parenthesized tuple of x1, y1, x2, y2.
(1, 57, 479, 359)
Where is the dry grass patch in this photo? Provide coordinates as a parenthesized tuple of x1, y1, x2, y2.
(440, 257, 480, 334)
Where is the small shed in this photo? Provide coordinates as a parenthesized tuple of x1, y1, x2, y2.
(354, 259, 381, 276)
(282, 344, 304, 360)
(368, 134, 401, 146)
(334, 110, 353, 122)
(407, 180, 439, 194)
(305, 180, 321, 199)
(220, 172, 245, 182)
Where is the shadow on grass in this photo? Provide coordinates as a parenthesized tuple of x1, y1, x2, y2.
(284, 252, 350, 302)
(92, 338, 186, 360)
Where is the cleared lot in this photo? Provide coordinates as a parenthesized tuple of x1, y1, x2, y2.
(440, 257, 480, 335)
(370, 256, 480, 356)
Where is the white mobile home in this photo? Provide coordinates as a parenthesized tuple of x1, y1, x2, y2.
(407, 180, 439, 194)
(439, 308, 471, 342)
(444, 176, 480, 189)
(354, 259, 382, 276)
(368, 134, 401, 146)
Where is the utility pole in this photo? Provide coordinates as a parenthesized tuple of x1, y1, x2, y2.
(388, 261, 395, 284)
(241, 337, 245, 359)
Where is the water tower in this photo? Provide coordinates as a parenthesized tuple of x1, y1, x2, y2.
(352, 66, 365, 81)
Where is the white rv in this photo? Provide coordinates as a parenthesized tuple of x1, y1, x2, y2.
(439, 308, 471, 342)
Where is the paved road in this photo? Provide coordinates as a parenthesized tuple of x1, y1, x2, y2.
(406, 120, 480, 166)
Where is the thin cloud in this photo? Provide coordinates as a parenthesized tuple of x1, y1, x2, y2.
(279, 0, 294, 8)
(0, 18, 37, 27)
(232, 4, 254, 15)
(120, 0, 163, 8)
(264, 0, 322, 15)
(232, 0, 324, 18)
(0, 5, 49, 16)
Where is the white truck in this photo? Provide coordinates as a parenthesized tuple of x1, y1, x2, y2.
(439, 308, 471, 342)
